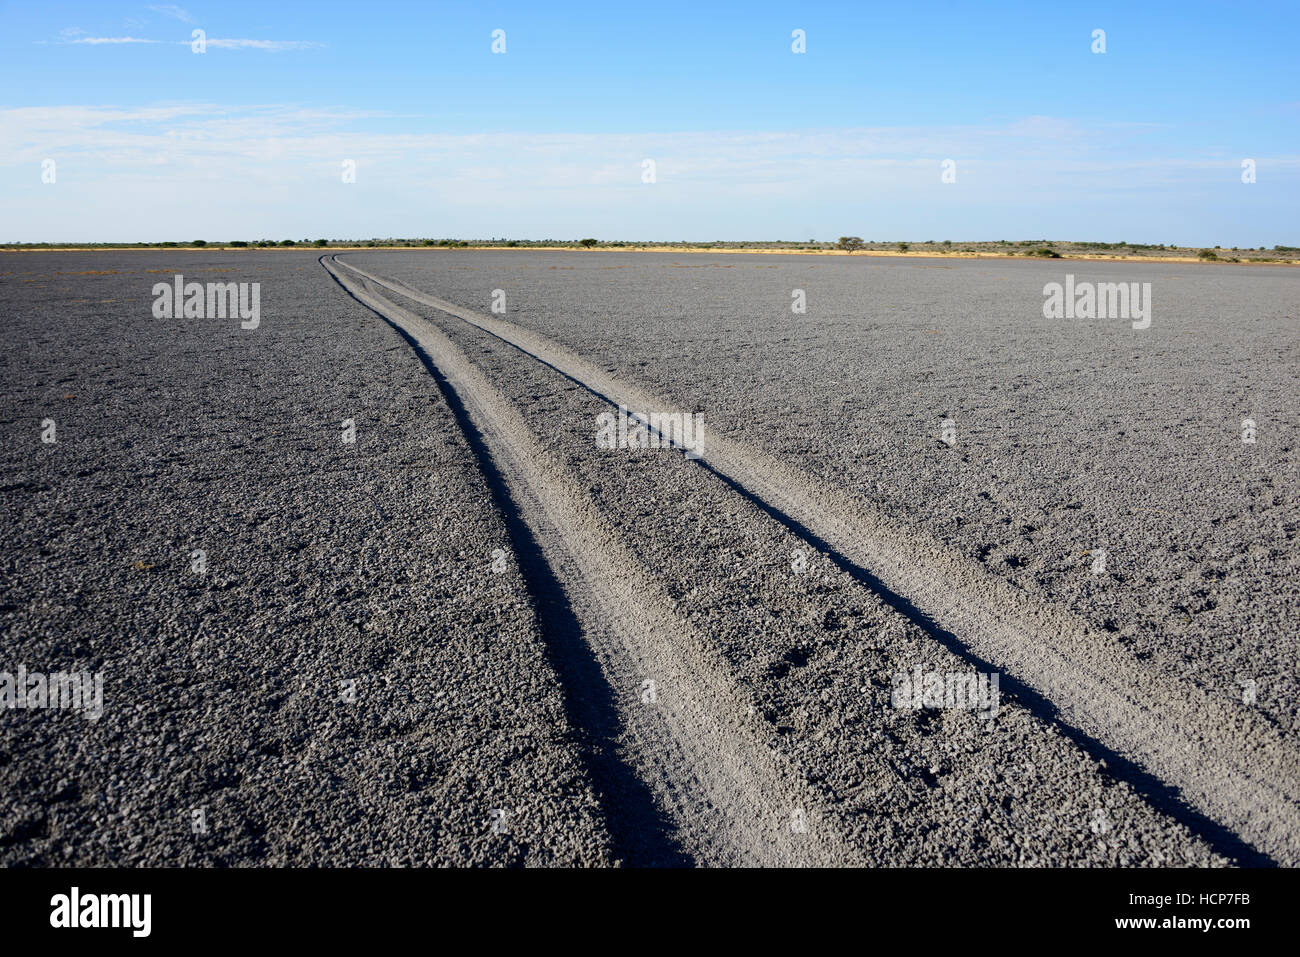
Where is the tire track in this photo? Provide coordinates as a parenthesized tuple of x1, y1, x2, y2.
(320, 256, 853, 867)
(334, 254, 1300, 866)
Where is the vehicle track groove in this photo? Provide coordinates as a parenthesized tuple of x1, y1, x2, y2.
(333, 254, 1300, 866)
(322, 255, 853, 867)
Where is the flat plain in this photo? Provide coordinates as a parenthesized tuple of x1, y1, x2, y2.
(2, 249, 1296, 866)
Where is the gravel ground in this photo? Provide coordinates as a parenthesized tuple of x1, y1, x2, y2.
(384, 269, 1226, 866)
(3, 248, 1294, 867)
(0, 251, 614, 866)
(347, 250, 1300, 739)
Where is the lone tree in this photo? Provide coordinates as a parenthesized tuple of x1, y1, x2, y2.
(579, 238, 598, 249)
(837, 236, 865, 253)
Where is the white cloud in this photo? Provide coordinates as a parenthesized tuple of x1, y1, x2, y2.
(2, 104, 1294, 244)
(69, 36, 160, 44)
(149, 5, 196, 23)
(50, 29, 322, 51)
(202, 38, 325, 51)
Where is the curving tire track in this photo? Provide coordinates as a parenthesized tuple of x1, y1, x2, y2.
(332, 254, 1300, 866)
(321, 255, 854, 867)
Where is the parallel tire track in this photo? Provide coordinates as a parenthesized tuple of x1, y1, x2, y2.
(321, 255, 854, 867)
(333, 254, 1300, 866)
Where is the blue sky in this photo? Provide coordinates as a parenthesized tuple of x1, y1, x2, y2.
(2, 1, 1296, 244)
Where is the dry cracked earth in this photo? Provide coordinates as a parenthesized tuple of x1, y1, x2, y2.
(1, 249, 1297, 867)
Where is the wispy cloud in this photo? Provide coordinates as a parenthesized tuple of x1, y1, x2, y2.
(50, 27, 322, 52)
(3, 104, 1294, 244)
(5, 104, 1283, 190)
(203, 38, 325, 51)
(148, 4, 196, 23)
(68, 36, 160, 45)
